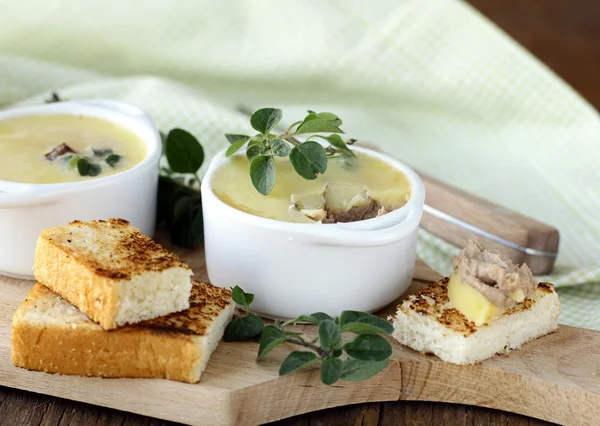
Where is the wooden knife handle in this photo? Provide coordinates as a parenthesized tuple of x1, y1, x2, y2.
(418, 172, 559, 275)
(352, 141, 559, 275)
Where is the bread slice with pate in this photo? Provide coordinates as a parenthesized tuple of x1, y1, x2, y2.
(390, 277, 560, 364)
(11, 280, 234, 383)
(33, 218, 193, 330)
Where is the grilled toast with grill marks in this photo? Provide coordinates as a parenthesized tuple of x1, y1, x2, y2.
(33, 218, 193, 330)
(11, 280, 234, 383)
(391, 277, 560, 364)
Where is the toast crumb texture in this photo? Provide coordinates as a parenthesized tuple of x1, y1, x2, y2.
(11, 280, 234, 383)
(33, 218, 193, 330)
(392, 278, 560, 364)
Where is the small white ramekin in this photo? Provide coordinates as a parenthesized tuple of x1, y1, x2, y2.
(201, 146, 425, 319)
(0, 100, 161, 279)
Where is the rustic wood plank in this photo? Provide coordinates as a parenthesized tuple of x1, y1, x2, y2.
(1, 235, 598, 426)
(0, 385, 557, 426)
(1, 1, 597, 426)
(306, 403, 381, 426)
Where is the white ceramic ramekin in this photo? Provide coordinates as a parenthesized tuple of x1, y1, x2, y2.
(0, 100, 161, 279)
(201, 146, 426, 319)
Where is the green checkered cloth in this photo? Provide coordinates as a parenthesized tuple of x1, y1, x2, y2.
(1, 0, 599, 329)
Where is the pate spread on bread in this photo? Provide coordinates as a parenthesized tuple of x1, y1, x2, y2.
(391, 240, 560, 364)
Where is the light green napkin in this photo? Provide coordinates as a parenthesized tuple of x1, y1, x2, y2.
(1, 0, 599, 330)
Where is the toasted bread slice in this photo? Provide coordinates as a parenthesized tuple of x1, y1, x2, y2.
(391, 278, 560, 364)
(33, 218, 193, 330)
(11, 280, 234, 383)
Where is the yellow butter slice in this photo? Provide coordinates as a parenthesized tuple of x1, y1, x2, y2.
(447, 273, 500, 326)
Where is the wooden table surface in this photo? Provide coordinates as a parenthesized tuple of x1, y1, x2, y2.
(1, 1, 598, 425)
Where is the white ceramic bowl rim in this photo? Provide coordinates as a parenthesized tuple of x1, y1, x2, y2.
(201, 145, 426, 247)
(0, 100, 161, 207)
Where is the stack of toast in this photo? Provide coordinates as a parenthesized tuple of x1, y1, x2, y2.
(10, 218, 235, 383)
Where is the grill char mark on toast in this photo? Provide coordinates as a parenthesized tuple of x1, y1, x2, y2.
(397, 278, 556, 338)
(134, 280, 232, 337)
(42, 218, 191, 280)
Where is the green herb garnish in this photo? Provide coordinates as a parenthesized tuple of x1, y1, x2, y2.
(156, 128, 205, 248)
(92, 148, 113, 157)
(45, 92, 63, 103)
(76, 158, 91, 176)
(76, 158, 102, 177)
(87, 163, 101, 177)
(224, 286, 393, 385)
(105, 153, 121, 167)
(225, 108, 356, 195)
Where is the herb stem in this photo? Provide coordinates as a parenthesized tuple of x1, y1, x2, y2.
(284, 136, 302, 147)
(284, 120, 302, 135)
(286, 336, 328, 357)
(281, 319, 296, 328)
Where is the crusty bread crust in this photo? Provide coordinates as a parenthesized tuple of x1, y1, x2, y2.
(391, 277, 560, 364)
(33, 218, 192, 330)
(11, 281, 234, 383)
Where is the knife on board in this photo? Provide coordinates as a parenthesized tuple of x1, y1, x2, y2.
(234, 106, 559, 275)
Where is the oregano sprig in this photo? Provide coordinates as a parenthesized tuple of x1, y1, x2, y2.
(156, 128, 205, 248)
(223, 287, 264, 341)
(225, 108, 357, 195)
(224, 286, 393, 385)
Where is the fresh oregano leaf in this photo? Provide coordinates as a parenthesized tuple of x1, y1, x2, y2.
(257, 325, 287, 359)
(289, 142, 327, 180)
(339, 311, 394, 335)
(313, 134, 355, 157)
(106, 154, 121, 167)
(246, 139, 263, 162)
(318, 319, 342, 351)
(225, 134, 250, 157)
(279, 351, 319, 376)
(340, 322, 392, 335)
(287, 314, 320, 325)
(340, 359, 389, 381)
(296, 114, 344, 134)
(77, 158, 90, 176)
(168, 201, 195, 247)
(315, 112, 342, 126)
(88, 163, 102, 177)
(156, 175, 176, 225)
(320, 356, 343, 385)
(231, 285, 254, 309)
(271, 139, 291, 157)
(225, 134, 251, 144)
(165, 128, 204, 174)
(156, 175, 197, 227)
(250, 155, 276, 195)
(192, 206, 204, 242)
(343, 334, 392, 361)
(250, 108, 283, 134)
(226, 139, 249, 157)
(45, 91, 62, 103)
(92, 148, 113, 157)
(172, 195, 195, 226)
(311, 312, 333, 322)
(223, 314, 264, 341)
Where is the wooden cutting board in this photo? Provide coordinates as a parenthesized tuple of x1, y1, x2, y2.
(0, 238, 598, 426)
